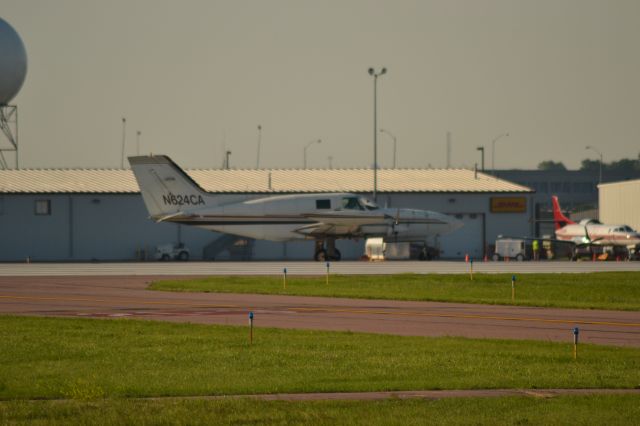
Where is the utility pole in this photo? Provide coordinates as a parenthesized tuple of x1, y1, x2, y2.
(368, 67, 387, 201)
(256, 125, 262, 169)
(476, 146, 485, 172)
(225, 150, 232, 169)
(491, 132, 509, 173)
(120, 117, 126, 169)
(303, 139, 322, 169)
(446, 131, 451, 168)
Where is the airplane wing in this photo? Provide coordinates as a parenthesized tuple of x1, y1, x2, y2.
(295, 211, 450, 237)
(301, 212, 387, 226)
(294, 212, 389, 237)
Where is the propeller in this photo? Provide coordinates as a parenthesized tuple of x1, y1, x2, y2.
(575, 223, 603, 248)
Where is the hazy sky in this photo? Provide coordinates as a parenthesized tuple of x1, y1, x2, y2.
(2, 0, 639, 170)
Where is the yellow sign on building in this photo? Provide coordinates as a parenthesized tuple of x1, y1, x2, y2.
(490, 197, 527, 213)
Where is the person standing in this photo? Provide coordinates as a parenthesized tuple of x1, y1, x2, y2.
(532, 239, 540, 261)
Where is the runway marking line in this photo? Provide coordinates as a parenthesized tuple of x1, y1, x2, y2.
(2, 294, 640, 328)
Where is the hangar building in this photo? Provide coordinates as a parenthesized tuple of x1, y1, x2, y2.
(0, 167, 533, 261)
(599, 179, 640, 231)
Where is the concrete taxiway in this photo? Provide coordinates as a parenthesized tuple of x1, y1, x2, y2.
(1, 275, 639, 347)
(1, 260, 640, 276)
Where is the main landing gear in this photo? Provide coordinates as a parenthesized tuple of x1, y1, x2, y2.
(314, 239, 342, 261)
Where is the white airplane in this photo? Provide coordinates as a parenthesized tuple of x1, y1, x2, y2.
(128, 155, 464, 261)
(551, 196, 640, 254)
(501, 196, 640, 260)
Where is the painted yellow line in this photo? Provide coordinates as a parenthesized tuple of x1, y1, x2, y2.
(289, 307, 640, 328)
(0, 294, 240, 309)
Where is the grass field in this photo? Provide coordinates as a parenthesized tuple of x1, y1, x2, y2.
(150, 272, 640, 310)
(2, 395, 640, 425)
(1, 315, 639, 401)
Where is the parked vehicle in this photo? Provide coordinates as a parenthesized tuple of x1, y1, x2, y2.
(155, 243, 190, 261)
(493, 238, 529, 261)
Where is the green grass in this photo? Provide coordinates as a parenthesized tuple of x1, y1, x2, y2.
(150, 272, 640, 310)
(1, 395, 639, 425)
(1, 316, 639, 401)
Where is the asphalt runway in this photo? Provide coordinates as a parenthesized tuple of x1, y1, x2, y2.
(1, 275, 639, 347)
(1, 260, 640, 276)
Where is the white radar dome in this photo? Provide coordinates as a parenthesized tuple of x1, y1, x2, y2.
(0, 17, 27, 105)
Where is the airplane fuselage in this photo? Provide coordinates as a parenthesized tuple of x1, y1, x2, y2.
(556, 222, 640, 247)
(167, 192, 462, 242)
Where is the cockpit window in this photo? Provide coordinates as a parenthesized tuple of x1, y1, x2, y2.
(341, 197, 380, 211)
(342, 197, 364, 210)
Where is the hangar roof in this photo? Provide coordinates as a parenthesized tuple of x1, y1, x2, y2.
(0, 168, 532, 194)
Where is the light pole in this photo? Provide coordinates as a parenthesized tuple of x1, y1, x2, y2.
(303, 139, 321, 169)
(476, 146, 485, 172)
(136, 130, 141, 156)
(225, 150, 232, 169)
(120, 117, 126, 169)
(585, 145, 603, 183)
(256, 125, 262, 169)
(379, 128, 397, 169)
(368, 67, 387, 201)
(328, 155, 333, 169)
(491, 132, 509, 173)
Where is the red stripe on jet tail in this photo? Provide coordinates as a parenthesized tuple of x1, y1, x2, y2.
(551, 196, 576, 231)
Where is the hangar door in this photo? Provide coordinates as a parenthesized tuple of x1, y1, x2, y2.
(438, 213, 483, 259)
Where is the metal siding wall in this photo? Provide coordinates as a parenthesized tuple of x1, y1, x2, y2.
(0, 192, 531, 261)
(438, 214, 483, 258)
(0, 195, 70, 261)
(72, 194, 213, 261)
(600, 181, 640, 230)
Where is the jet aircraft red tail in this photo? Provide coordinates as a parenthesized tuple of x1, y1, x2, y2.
(551, 195, 575, 230)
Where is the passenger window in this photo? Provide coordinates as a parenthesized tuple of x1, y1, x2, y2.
(316, 199, 331, 209)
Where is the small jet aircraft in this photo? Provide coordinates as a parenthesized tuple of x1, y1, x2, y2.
(500, 196, 640, 260)
(551, 195, 640, 256)
(128, 155, 464, 260)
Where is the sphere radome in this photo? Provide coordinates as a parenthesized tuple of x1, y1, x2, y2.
(0, 17, 27, 105)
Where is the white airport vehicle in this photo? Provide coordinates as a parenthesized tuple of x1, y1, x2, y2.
(128, 155, 463, 261)
(155, 243, 190, 261)
(493, 238, 529, 261)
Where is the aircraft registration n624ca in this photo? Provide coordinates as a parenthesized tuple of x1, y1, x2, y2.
(128, 155, 463, 261)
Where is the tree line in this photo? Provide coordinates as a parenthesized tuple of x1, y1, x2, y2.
(538, 154, 640, 175)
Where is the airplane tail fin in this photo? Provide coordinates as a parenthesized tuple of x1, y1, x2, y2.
(128, 155, 216, 219)
(551, 195, 575, 230)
